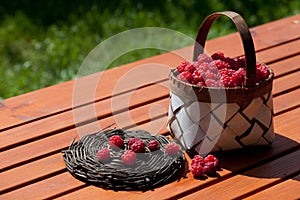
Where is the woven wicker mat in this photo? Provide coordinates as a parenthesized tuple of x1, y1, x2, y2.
(62, 129, 186, 191)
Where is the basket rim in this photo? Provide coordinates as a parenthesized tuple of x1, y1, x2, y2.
(169, 63, 274, 106)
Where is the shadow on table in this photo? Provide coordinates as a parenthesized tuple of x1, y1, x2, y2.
(213, 133, 300, 179)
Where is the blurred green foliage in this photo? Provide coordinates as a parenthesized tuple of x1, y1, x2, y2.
(0, 0, 299, 99)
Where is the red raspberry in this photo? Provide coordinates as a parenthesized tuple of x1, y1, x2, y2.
(177, 71, 193, 83)
(121, 150, 136, 166)
(204, 70, 218, 80)
(209, 60, 230, 70)
(197, 54, 213, 64)
(96, 148, 110, 162)
(192, 70, 204, 83)
(130, 140, 146, 153)
(205, 79, 220, 87)
(177, 61, 189, 73)
(218, 68, 235, 77)
(191, 155, 205, 166)
(220, 76, 234, 87)
(148, 140, 160, 151)
(232, 68, 246, 86)
(128, 137, 140, 148)
(203, 162, 217, 175)
(191, 163, 204, 176)
(256, 63, 270, 82)
(204, 154, 219, 167)
(235, 56, 246, 69)
(197, 81, 206, 86)
(109, 135, 124, 149)
(198, 63, 210, 72)
(223, 57, 236, 69)
(184, 63, 196, 73)
(211, 52, 225, 60)
(165, 142, 180, 156)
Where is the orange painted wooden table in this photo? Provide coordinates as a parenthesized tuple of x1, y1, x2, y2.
(1, 14, 300, 200)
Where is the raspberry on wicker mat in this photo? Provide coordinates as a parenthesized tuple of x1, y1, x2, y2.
(165, 142, 180, 156)
(130, 140, 146, 153)
(96, 148, 110, 162)
(121, 150, 136, 166)
(148, 140, 160, 151)
(109, 135, 124, 149)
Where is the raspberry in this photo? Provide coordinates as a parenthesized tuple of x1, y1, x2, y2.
(148, 140, 160, 151)
(211, 52, 225, 60)
(198, 63, 210, 72)
(203, 162, 217, 175)
(130, 140, 146, 153)
(121, 150, 136, 166)
(128, 137, 140, 148)
(109, 135, 124, 149)
(191, 155, 205, 166)
(204, 70, 218, 80)
(185, 62, 196, 73)
(204, 154, 219, 168)
(197, 81, 206, 86)
(165, 142, 180, 156)
(191, 163, 204, 176)
(177, 71, 193, 83)
(192, 70, 204, 83)
(209, 60, 230, 70)
(177, 61, 189, 73)
(223, 57, 236, 69)
(256, 63, 270, 82)
(96, 148, 110, 162)
(205, 79, 220, 87)
(197, 54, 213, 64)
(235, 56, 246, 69)
(232, 68, 246, 86)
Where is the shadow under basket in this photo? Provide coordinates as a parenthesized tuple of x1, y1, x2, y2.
(167, 11, 275, 156)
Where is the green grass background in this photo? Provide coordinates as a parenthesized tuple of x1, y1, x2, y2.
(0, 0, 299, 99)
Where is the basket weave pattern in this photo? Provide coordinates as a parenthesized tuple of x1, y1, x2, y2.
(63, 129, 185, 191)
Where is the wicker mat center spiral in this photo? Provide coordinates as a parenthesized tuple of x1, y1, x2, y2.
(62, 129, 186, 191)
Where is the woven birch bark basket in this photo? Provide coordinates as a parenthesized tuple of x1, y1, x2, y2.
(167, 11, 275, 156)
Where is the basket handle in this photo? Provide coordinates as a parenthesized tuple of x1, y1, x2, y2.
(193, 11, 256, 87)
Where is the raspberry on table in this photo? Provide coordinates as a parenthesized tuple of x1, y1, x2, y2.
(203, 162, 217, 175)
(204, 154, 219, 168)
(165, 142, 181, 156)
(109, 135, 124, 149)
(130, 140, 146, 153)
(148, 140, 160, 151)
(121, 150, 136, 166)
(96, 148, 110, 162)
(191, 163, 204, 177)
(191, 155, 205, 166)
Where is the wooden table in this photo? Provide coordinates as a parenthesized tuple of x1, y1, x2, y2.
(1, 14, 300, 200)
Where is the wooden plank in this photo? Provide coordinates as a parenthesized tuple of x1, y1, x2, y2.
(180, 150, 300, 200)
(1, 14, 299, 130)
(272, 71, 300, 96)
(3, 108, 299, 200)
(274, 88, 300, 114)
(1, 45, 299, 151)
(245, 175, 300, 200)
(0, 172, 84, 200)
(0, 97, 169, 171)
(270, 54, 300, 78)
